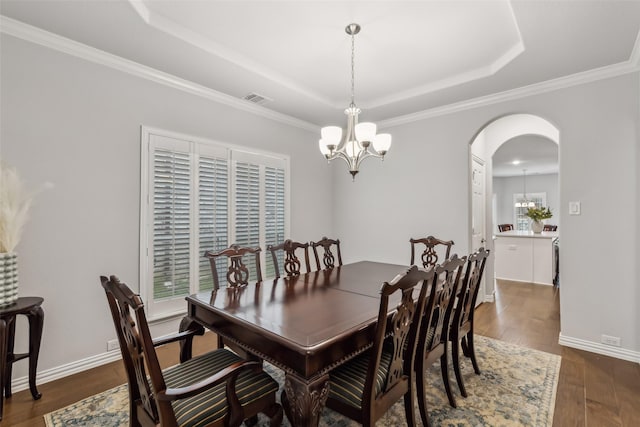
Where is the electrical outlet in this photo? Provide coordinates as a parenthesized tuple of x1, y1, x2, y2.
(107, 339, 120, 351)
(601, 334, 621, 347)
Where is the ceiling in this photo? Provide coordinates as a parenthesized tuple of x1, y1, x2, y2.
(492, 135, 558, 177)
(1, 0, 639, 172)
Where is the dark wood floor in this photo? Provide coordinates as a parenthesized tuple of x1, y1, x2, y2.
(3, 280, 640, 426)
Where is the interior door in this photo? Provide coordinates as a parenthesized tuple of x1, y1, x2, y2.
(471, 156, 486, 305)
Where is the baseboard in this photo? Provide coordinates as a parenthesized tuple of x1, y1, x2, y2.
(10, 350, 122, 394)
(10, 330, 215, 393)
(559, 333, 640, 364)
(484, 291, 495, 303)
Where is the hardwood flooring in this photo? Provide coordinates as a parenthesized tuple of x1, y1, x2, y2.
(474, 280, 640, 427)
(3, 280, 639, 426)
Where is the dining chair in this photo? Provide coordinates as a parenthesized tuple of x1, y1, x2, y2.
(325, 265, 436, 427)
(415, 254, 467, 426)
(204, 244, 263, 289)
(409, 236, 454, 269)
(310, 236, 343, 270)
(100, 275, 282, 427)
(266, 239, 311, 278)
(543, 224, 558, 231)
(497, 224, 514, 232)
(449, 248, 490, 398)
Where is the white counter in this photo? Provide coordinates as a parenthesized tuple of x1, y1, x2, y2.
(496, 230, 559, 239)
(494, 231, 558, 285)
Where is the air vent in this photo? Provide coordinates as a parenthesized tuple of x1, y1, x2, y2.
(242, 92, 273, 105)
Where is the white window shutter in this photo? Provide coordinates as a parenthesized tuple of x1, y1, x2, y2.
(233, 161, 261, 282)
(264, 166, 286, 278)
(152, 149, 191, 300)
(198, 155, 229, 290)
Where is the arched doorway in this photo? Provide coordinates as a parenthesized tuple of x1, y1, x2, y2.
(469, 113, 559, 302)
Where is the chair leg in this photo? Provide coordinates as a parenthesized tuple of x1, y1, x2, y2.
(403, 373, 416, 427)
(451, 337, 467, 398)
(415, 357, 431, 427)
(466, 331, 481, 375)
(265, 402, 283, 427)
(440, 342, 457, 408)
(245, 415, 259, 427)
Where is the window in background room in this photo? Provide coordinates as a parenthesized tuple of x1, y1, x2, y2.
(513, 192, 546, 231)
(141, 127, 289, 320)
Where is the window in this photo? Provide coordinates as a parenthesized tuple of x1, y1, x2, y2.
(140, 127, 289, 319)
(513, 192, 546, 231)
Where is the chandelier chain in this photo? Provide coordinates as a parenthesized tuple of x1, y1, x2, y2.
(350, 30, 356, 106)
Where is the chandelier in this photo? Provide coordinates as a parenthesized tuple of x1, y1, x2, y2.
(515, 169, 536, 208)
(319, 23, 391, 179)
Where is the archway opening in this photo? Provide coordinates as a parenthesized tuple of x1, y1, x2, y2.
(469, 113, 560, 303)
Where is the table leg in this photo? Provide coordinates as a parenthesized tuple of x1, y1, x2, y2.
(281, 372, 329, 427)
(178, 316, 204, 363)
(4, 316, 16, 398)
(0, 318, 7, 420)
(27, 305, 43, 400)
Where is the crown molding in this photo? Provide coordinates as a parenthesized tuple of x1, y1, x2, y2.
(2, 15, 639, 133)
(379, 48, 640, 129)
(0, 15, 319, 133)
(127, 1, 336, 109)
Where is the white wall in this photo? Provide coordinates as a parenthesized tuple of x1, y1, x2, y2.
(493, 173, 559, 231)
(0, 34, 333, 379)
(334, 73, 639, 360)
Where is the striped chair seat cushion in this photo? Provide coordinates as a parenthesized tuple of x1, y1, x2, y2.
(328, 349, 393, 410)
(163, 349, 278, 427)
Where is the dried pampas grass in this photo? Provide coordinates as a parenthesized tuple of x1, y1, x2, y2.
(0, 164, 34, 253)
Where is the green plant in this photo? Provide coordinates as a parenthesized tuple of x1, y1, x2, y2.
(525, 206, 553, 221)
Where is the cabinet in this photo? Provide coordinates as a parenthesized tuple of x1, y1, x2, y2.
(494, 231, 558, 286)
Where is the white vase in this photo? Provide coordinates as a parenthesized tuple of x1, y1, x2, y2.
(531, 220, 544, 233)
(0, 252, 19, 308)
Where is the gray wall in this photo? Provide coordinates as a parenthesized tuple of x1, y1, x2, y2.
(333, 72, 639, 358)
(2, 31, 639, 383)
(0, 34, 333, 377)
(493, 173, 559, 232)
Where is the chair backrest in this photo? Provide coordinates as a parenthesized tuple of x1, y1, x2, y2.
(267, 239, 311, 278)
(362, 265, 436, 419)
(310, 237, 342, 270)
(204, 244, 263, 289)
(543, 224, 558, 231)
(409, 236, 454, 269)
(452, 248, 490, 332)
(498, 224, 514, 232)
(420, 254, 467, 354)
(100, 275, 162, 425)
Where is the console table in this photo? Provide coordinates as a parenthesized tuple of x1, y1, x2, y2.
(0, 296, 44, 420)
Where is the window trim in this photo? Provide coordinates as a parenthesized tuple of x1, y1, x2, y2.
(140, 126, 290, 321)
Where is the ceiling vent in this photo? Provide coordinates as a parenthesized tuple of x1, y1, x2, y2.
(242, 92, 273, 105)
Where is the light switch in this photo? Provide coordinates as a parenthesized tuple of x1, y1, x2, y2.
(569, 201, 581, 215)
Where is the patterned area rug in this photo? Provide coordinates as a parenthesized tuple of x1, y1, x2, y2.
(44, 336, 560, 426)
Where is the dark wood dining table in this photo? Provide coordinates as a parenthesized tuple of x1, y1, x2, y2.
(180, 260, 409, 427)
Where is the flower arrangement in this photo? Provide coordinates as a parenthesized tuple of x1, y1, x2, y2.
(0, 164, 34, 253)
(525, 206, 553, 222)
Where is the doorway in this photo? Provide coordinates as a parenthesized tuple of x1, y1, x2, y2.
(469, 114, 560, 302)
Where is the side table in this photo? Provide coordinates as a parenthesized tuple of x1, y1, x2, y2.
(0, 296, 44, 420)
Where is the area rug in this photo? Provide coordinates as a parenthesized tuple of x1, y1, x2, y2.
(44, 336, 560, 426)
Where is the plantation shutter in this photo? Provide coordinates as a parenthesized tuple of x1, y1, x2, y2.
(264, 166, 286, 278)
(197, 146, 229, 290)
(233, 160, 261, 283)
(142, 127, 289, 319)
(151, 137, 191, 302)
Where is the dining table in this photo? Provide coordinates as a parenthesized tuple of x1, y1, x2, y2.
(180, 260, 409, 427)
